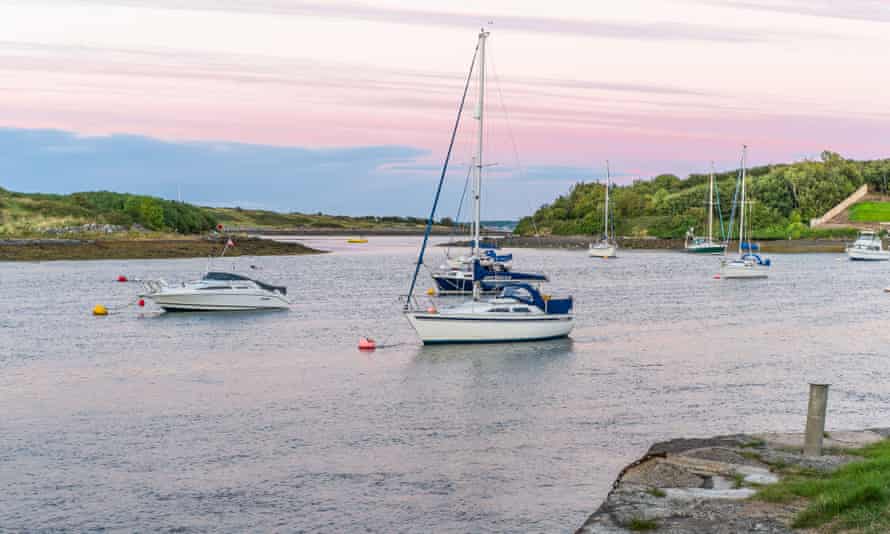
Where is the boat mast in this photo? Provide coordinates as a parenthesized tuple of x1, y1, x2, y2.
(604, 160, 611, 240)
(738, 146, 747, 255)
(708, 162, 715, 243)
(473, 28, 488, 257)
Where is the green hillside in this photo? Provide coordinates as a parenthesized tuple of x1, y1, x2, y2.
(0, 189, 216, 236)
(517, 151, 890, 239)
(0, 188, 441, 237)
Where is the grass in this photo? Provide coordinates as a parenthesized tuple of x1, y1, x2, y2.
(626, 517, 659, 531)
(646, 487, 666, 498)
(755, 439, 890, 531)
(849, 201, 890, 222)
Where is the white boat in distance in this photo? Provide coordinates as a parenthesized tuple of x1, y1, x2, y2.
(589, 161, 618, 258)
(720, 145, 770, 279)
(141, 272, 289, 311)
(846, 231, 890, 261)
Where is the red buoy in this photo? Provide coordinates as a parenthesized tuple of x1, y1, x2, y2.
(358, 337, 377, 351)
(138, 299, 145, 307)
(713, 274, 721, 279)
(117, 275, 128, 282)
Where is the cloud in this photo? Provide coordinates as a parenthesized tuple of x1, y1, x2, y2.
(42, 0, 830, 43)
(711, 0, 890, 23)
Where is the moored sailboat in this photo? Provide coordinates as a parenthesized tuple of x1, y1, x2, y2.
(685, 163, 726, 254)
(589, 161, 618, 258)
(403, 29, 574, 344)
(720, 145, 771, 279)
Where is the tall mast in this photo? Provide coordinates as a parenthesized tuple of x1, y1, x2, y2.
(604, 160, 611, 239)
(738, 146, 747, 255)
(708, 162, 714, 242)
(472, 28, 488, 256)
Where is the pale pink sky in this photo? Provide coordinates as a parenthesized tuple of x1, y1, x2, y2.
(2, 0, 890, 215)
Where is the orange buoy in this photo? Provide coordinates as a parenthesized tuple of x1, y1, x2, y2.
(358, 337, 377, 350)
(117, 275, 128, 282)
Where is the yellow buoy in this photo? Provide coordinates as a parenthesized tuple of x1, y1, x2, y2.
(426, 288, 435, 296)
(92, 304, 108, 316)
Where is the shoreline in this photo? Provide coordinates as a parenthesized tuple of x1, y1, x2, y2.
(447, 236, 850, 253)
(577, 428, 890, 533)
(0, 237, 324, 262)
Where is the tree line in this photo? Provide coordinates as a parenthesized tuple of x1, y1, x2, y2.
(515, 151, 890, 239)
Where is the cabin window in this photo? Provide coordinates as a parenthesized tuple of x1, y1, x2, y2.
(489, 307, 511, 313)
(512, 307, 530, 313)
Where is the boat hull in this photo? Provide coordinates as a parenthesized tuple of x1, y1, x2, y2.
(685, 244, 726, 254)
(405, 312, 573, 344)
(432, 273, 541, 295)
(720, 263, 769, 279)
(847, 249, 890, 261)
(589, 245, 617, 258)
(147, 290, 290, 311)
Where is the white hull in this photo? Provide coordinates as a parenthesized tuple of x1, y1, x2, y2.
(847, 248, 890, 261)
(406, 312, 573, 344)
(147, 290, 289, 311)
(589, 244, 617, 258)
(720, 261, 768, 279)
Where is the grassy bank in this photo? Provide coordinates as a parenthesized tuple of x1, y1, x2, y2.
(756, 439, 890, 532)
(849, 201, 890, 223)
(0, 237, 322, 262)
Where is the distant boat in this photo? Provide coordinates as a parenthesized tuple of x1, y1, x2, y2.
(403, 28, 573, 344)
(685, 163, 726, 254)
(846, 231, 889, 261)
(589, 161, 618, 258)
(720, 145, 771, 279)
(347, 237, 368, 244)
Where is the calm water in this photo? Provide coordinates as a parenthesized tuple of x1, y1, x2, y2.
(2, 237, 889, 532)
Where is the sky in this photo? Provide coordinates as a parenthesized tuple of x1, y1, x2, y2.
(2, 0, 890, 218)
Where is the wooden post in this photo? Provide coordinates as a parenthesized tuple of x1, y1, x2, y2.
(804, 384, 829, 456)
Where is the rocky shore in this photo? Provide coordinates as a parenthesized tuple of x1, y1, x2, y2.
(576, 429, 889, 533)
(0, 237, 323, 261)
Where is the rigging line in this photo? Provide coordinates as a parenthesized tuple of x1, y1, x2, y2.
(488, 40, 542, 241)
(445, 162, 474, 259)
(406, 40, 479, 306)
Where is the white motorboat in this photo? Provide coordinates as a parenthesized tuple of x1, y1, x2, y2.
(720, 145, 771, 279)
(141, 271, 289, 311)
(846, 231, 890, 261)
(406, 283, 573, 344)
(403, 29, 573, 344)
(589, 161, 618, 258)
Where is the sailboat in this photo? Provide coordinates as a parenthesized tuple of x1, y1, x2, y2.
(589, 161, 618, 258)
(720, 145, 771, 279)
(404, 29, 574, 344)
(430, 36, 547, 295)
(685, 163, 726, 254)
